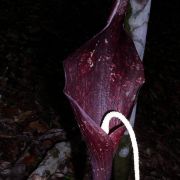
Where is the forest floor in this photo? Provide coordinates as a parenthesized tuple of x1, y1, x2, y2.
(0, 0, 179, 180)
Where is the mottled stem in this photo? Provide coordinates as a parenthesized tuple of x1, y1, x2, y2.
(129, 0, 152, 60)
(128, 0, 152, 134)
(114, 0, 152, 179)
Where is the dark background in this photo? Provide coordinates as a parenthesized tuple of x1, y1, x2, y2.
(0, 0, 179, 179)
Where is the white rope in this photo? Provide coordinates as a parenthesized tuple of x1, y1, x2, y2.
(101, 111, 140, 180)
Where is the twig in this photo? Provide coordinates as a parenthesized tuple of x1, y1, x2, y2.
(28, 142, 71, 180)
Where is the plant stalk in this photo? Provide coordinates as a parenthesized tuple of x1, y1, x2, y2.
(113, 0, 152, 179)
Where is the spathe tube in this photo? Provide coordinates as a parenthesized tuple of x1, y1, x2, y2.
(101, 111, 140, 180)
(63, 0, 145, 179)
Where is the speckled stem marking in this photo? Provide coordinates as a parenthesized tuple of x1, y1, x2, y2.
(127, 0, 152, 129)
(129, 0, 152, 60)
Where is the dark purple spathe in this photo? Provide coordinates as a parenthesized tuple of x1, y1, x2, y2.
(63, 0, 145, 179)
